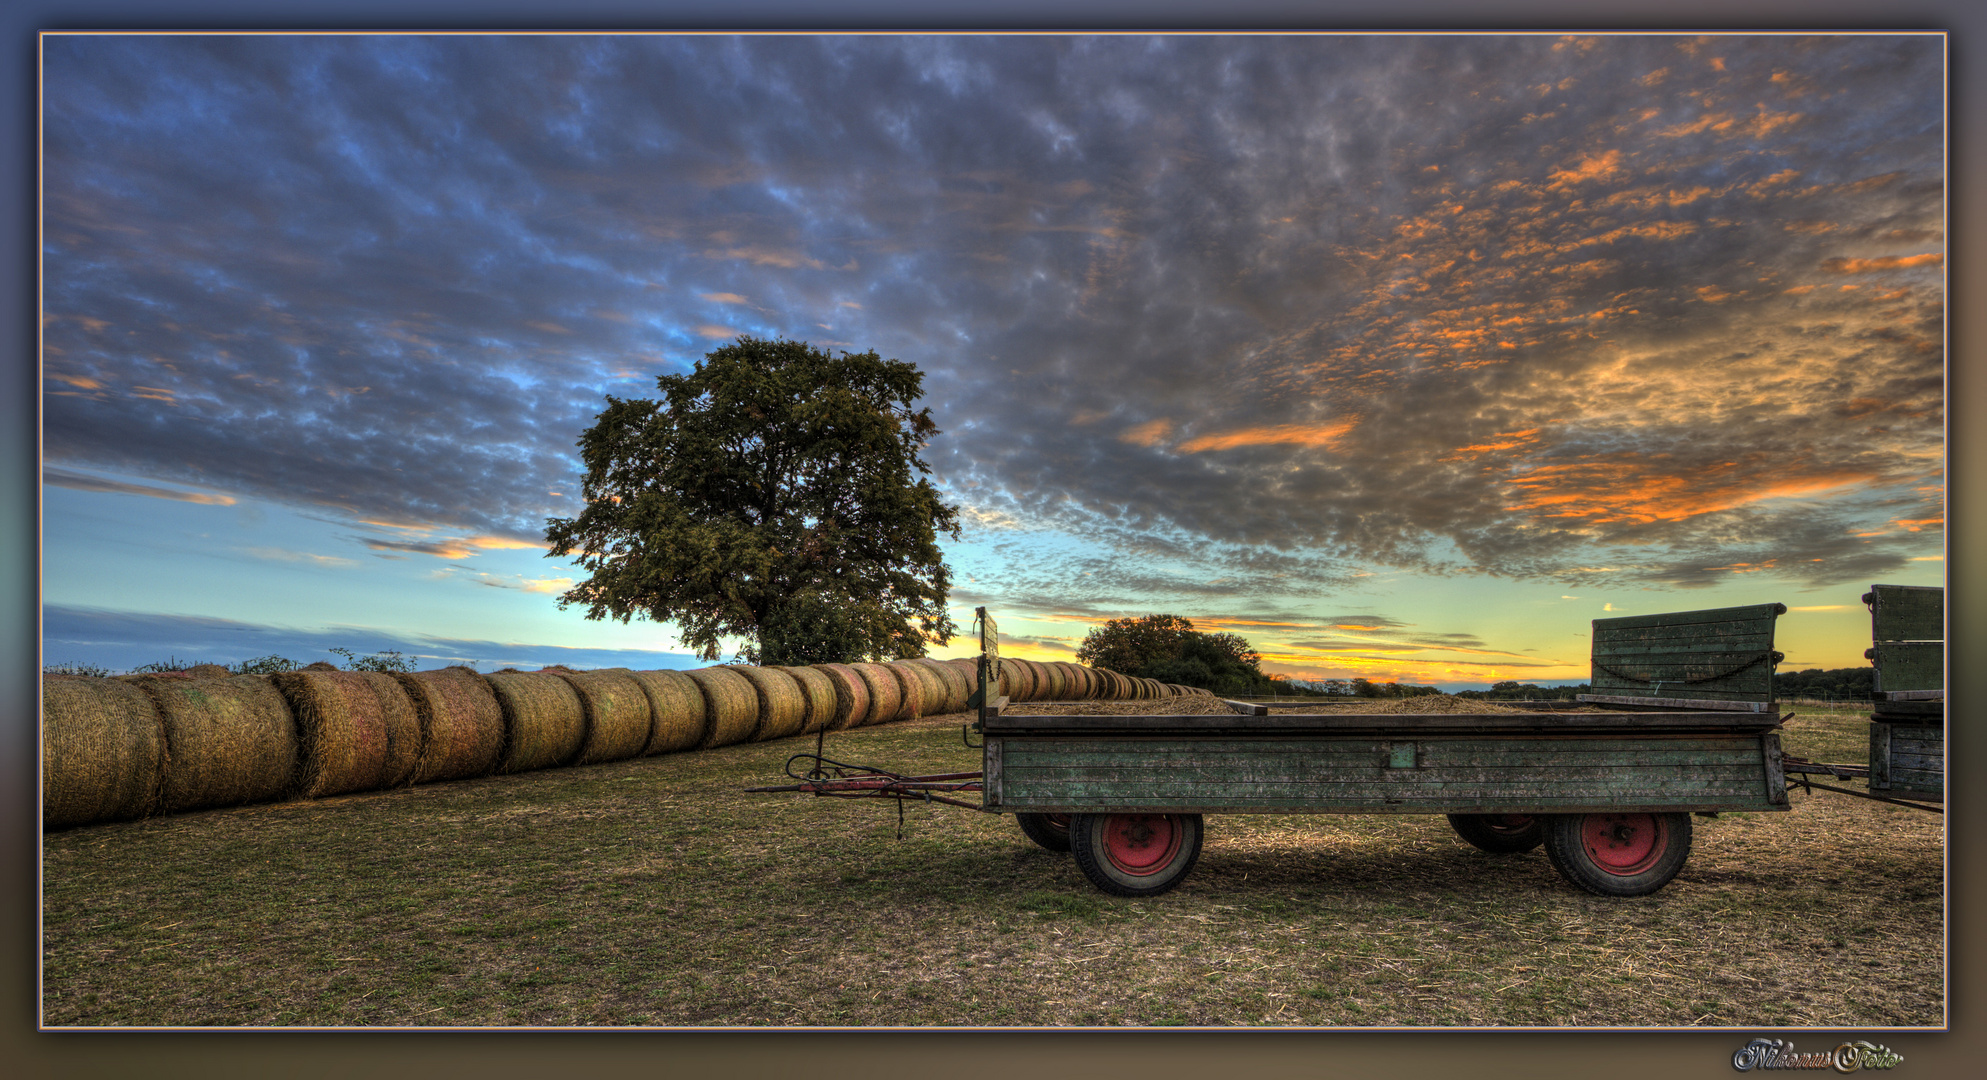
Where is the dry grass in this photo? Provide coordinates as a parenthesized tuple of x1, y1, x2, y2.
(39, 702, 1940, 1028)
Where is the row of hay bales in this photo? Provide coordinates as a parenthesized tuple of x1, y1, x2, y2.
(43, 656, 1209, 830)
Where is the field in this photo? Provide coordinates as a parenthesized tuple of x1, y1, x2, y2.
(40, 701, 1942, 1028)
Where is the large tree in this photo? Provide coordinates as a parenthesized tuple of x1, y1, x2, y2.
(1075, 614, 1275, 696)
(544, 337, 960, 664)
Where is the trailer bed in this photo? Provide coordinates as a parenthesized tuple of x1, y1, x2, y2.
(981, 707, 1790, 817)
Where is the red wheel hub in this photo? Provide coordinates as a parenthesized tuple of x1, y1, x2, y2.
(1580, 813, 1665, 875)
(1100, 814, 1183, 876)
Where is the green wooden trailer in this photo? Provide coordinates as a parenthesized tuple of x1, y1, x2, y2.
(975, 603, 1793, 899)
(759, 604, 1800, 899)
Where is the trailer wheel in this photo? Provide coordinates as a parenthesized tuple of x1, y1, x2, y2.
(1446, 813, 1546, 854)
(1016, 813, 1073, 852)
(1543, 813, 1692, 897)
(1068, 813, 1203, 897)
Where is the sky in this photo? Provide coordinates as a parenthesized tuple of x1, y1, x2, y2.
(39, 31, 1946, 687)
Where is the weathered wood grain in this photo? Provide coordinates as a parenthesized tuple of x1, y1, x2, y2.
(1865, 584, 1943, 643)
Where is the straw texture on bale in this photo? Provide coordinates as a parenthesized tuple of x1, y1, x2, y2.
(848, 663, 905, 726)
(396, 667, 505, 784)
(43, 676, 165, 829)
(624, 669, 709, 754)
(1097, 669, 1130, 700)
(271, 670, 393, 798)
(186, 664, 230, 678)
(732, 666, 808, 742)
(349, 671, 422, 786)
(884, 661, 943, 718)
(483, 671, 586, 773)
(911, 658, 970, 714)
(682, 667, 760, 749)
(770, 666, 838, 735)
(137, 675, 299, 815)
(557, 669, 654, 765)
(942, 657, 981, 699)
(882, 662, 930, 719)
(813, 664, 872, 731)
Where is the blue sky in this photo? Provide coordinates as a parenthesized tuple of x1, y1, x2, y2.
(40, 32, 1945, 685)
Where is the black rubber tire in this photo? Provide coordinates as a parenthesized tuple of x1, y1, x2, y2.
(1015, 812, 1073, 852)
(1542, 812, 1693, 897)
(1446, 813, 1546, 854)
(1068, 812, 1203, 897)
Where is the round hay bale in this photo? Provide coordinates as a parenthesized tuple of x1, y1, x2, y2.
(186, 663, 229, 678)
(483, 671, 585, 773)
(1031, 660, 1061, 701)
(732, 666, 808, 741)
(911, 658, 970, 714)
(884, 661, 942, 718)
(1001, 658, 1037, 702)
(682, 667, 759, 749)
(624, 669, 709, 755)
(1053, 662, 1086, 700)
(942, 658, 981, 700)
(1094, 668, 1127, 699)
(43, 676, 165, 829)
(847, 663, 904, 726)
(1077, 664, 1106, 700)
(556, 668, 654, 765)
(136, 674, 299, 815)
(879, 662, 927, 720)
(270, 670, 394, 798)
(302, 661, 339, 671)
(395, 667, 504, 784)
(349, 671, 422, 786)
(813, 664, 872, 732)
(1036, 661, 1069, 701)
(770, 666, 838, 735)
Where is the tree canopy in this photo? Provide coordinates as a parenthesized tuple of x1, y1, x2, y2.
(543, 337, 960, 664)
(1074, 614, 1278, 696)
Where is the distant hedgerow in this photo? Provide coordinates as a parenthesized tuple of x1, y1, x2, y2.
(331, 647, 417, 674)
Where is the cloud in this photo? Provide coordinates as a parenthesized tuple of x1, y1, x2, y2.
(235, 546, 358, 568)
(44, 466, 236, 505)
(38, 33, 1941, 607)
(41, 604, 701, 674)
